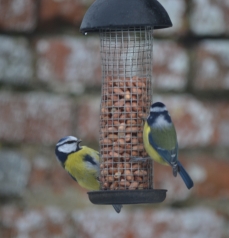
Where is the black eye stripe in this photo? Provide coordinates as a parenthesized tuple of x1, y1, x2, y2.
(65, 140, 76, 144)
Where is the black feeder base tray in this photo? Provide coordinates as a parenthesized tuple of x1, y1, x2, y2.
(88, 189, 167, 205)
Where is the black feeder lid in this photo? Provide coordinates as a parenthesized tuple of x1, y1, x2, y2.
(80, 0, 172, 33)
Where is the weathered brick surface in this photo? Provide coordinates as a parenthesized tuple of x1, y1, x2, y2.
(39, 0, 87, 27)
(153, 41, 188, 90)
(0, 150, 30, 196)
(0, 206, 226, 238)
(0, 0, 229, 237)
(154, 94, 229, 148)
(3, 92, 220, 148)
(74, 96, 100, 143)
(36, 37, 101, 93)
(0, 92, 72, 144)
(193, 40, 229, 90)
(0, 0, 37, 32)
(190, 0, 229, 35)
(154, 152, 229, 201)
(0, 36, 33, 83)
(28, 154, 79, 194)
(154, 0, 187, 36)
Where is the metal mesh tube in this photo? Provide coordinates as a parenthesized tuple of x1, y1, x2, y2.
(99, 27, 153, 191)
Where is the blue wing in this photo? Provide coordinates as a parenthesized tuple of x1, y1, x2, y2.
(148, 132, 178, 166)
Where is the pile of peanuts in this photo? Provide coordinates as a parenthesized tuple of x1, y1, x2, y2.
(99, 76, 153, 190)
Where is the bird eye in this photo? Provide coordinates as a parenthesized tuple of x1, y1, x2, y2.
(66, 140, 75, 144)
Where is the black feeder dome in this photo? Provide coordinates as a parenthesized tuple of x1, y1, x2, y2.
(80, 0, 172, 206)
(80, 0, 172, 33)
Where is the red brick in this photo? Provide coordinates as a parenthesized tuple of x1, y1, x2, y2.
(154, 151, 229, 201)
(36, 37, 101, 93)
(153, 41, 188, 90)
(154, 161, 192, 201)
(154, 95, 216, 147)
(155, 95, 229, 147)
(193, 40, 229, 90)
(190, 156, 229, 199)
(154, 0, 187, 36)
(190, 0, 229, 35)
(0, 0, 37, 32)
(0, 92, 72, 144)
(39, 0, 86, 27)
(0, 206, 225, 238)
(28, 156, 84, 194)
(0, 36, 33, 83)
(74, 96, 100, 144)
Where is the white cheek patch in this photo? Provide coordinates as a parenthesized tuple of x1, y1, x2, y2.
(56, 136, 77, 146)
(58, 143, 76, 154)
(155, 115, 171, 128)
(150, 106, 167, 113)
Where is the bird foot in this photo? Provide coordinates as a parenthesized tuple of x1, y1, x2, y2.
(130, 156, 151, 162)
(171, 163, 178, 177)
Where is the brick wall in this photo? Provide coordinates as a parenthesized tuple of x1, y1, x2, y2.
(0, 0, 229, 237)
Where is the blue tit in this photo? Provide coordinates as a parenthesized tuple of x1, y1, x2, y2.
(55, 136, 122, 213)
(143, 102, 194, 189)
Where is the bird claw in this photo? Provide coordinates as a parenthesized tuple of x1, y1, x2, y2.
(171, 162, 178, 177)
(130, 156, 151, 162)
(173, 169, 178, 177)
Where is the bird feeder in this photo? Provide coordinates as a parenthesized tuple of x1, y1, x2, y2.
(80, 0, 172, 205)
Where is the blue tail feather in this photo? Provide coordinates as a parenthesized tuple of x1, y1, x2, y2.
(177, 161, 194, 189)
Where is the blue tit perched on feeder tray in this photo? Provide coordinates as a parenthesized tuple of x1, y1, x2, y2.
(55, 136, 122, 213)
(143, 102, 194, 189)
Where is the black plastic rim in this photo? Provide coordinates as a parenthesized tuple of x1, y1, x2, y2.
(80, 0, 172, 33)
(88, 189, 167, 205)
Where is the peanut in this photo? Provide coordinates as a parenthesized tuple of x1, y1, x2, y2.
(124, 170, 133, 181)
(114, 88, 124, 95)
(108, 167, 118, 174)
(110, 151, 122, 158)
(126, 120, 137, 125)
(132, 145, 144, 150)
(125, 91, 131, 100)
(101, 168, 109, 176)
(125, 134, 131, 142)
(107, 175, 114, 182)
(114, 99, 125, 107)
(110, 181, 118, 190)
(108, 134, 118, 140)
(114, 171, 122, 180)
(133, 170, 147, 176)
(108, 127, 117, 133)
(120, 179, 130, 187)
(117, 163, 124, 173)
(129, 181, 139, 190)
(113, 146, 124, 154)
(131, 164, 139, 171)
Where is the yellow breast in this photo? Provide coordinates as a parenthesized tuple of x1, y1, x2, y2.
(143, 122, 169, 166)
(64, 147, 100, 191)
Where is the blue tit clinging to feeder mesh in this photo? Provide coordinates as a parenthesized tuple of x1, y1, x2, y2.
(143, 102, 194, 189)
(55, 136, 122, 213)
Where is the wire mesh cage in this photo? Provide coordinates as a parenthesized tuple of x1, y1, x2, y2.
(99, 27, 154, 191)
